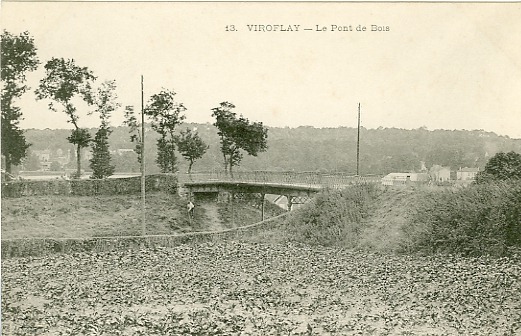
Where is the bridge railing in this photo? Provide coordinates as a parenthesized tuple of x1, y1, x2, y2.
(179, 171, 382, 189)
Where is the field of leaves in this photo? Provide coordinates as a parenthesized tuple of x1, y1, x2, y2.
(2, 241, 520, 335)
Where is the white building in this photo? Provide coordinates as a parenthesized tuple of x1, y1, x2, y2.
(430, 165, 451, 182)
(457, 167, 479, 181)
(381, 172, 429, 186)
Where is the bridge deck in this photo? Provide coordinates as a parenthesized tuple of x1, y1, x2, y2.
(179, 171, 382, 190)
(184, 180, 322, 192)
(180, 172, 382, 198)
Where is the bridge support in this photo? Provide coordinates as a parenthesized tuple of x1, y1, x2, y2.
(287, 195, 293, 212)
(186, 181, 321, 213)
(286, 195, 313, 211)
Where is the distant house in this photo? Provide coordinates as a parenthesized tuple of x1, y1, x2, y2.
(30, 148, 71, 171)
(33, 149, 51, 163)
(429, 165, 451, 183)
(55, 149, 71, 168)
(114, 149, 136, 156)
(419, 161, 428, 172)
(40, 161, 53, 171)
(457, 167, 479, 181)
(381, 172, 429, 186)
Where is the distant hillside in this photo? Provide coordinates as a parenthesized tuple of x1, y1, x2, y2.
(22, 125, 521, 175)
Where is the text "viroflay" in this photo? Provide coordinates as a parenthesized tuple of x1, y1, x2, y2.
(247, 25, 301, 32)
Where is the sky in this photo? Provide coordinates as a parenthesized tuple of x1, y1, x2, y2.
(2, 2, 521, 138)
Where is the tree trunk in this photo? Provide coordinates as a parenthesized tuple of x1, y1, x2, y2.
(76, 143, 81, 178)
(222, 153, 228, 174)
(229, 156, 234, 178)
(5, 154, 12, 174)
(188, 160, 194, 174)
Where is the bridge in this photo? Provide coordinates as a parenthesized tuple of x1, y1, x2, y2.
(179, 171, 382, 213)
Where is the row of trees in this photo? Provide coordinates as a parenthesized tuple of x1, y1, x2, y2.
(123, 92, 268, 175)
(2, 30, 269, 178)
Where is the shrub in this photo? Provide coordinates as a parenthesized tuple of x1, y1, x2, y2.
(475, 151, 521, 184)
(1, 174, 178, 198)
(284, 184, 381, 247)
(401, 180, 521, 256)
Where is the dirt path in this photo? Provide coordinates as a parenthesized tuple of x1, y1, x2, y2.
(197, 202, 224, 231)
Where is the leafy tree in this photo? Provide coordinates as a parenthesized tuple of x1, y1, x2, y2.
(35, 58, 96, 178)
(90, 129, 113, 178)
(211, 102, 268, 174)
(1, 30, 39, 173)
(144, 89, 186, 173)
(123, 105, 143, 164)
(475, 151, 521, 184)
(176, 128, 209, 174)
(89, 80, 119, 179)
(66, 128, 92, 177)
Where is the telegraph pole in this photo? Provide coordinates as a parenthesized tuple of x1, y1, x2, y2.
(356, 103, 361, 176)
(141, 75, 146, 235)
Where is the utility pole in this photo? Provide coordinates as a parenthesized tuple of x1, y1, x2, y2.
(141, 75, 146, 236)
(356, 103, 361, 176)
(261, 193, 265, 221)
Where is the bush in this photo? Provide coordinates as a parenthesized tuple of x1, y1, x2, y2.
(401, 181, 521, 256)
(284, 184, 381, 247)
(1, 174, 178, 198)
(475, 151, 521, 184)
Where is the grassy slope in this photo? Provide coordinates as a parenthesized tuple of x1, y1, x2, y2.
(357, 188, 420, 252)
(258, 186, 437, 253)
(1, 193, 189, 239)
(1, 193, 286, 239)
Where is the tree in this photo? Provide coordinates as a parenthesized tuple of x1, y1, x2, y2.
(123, 105, 142, 164)
(176, 128, 209, 174)
(211, 102, 268, 175)
(1, 30, 39, 173)
(475, 151, 521, 184)
(35, 58, 96, 178)
(89, 80, 119, 179)
(144, 89, 186, 173)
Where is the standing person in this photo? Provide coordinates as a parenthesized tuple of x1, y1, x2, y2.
(187, 200, 195, 219)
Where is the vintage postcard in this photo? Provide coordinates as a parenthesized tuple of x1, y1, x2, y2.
(2, 2, 521, 335)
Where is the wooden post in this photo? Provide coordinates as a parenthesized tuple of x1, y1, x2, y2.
(141, 75, 146, 236)
(231, 192, 235, 226)
(261, 193, 265, 221)
(356, 103, 361, 176)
